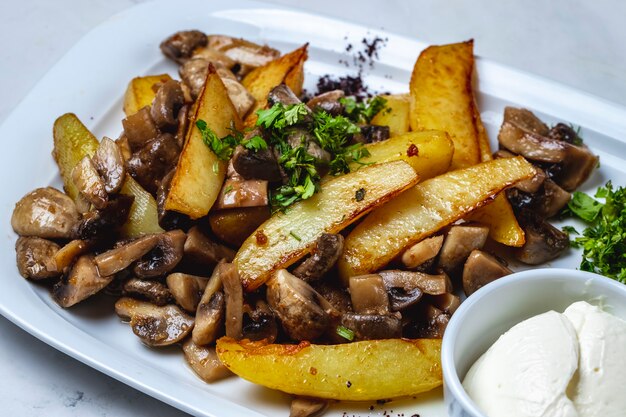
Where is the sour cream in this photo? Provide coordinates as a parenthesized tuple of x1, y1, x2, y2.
(462, 301, 626, 417)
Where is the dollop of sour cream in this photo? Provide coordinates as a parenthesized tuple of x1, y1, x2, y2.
(462, 301, 626, 417)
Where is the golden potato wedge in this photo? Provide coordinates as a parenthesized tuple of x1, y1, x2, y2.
(242, 44, 308, 126)
(409, 40, 480, 170)
(52, 113, 100, 203)
(216, 337, 442, 400)
(235, 160, 419, 291)
(370, 93, 410, 137)
(209, 206, 271, 247)
(119, 175, 164, 238)
(349, 130, 453, 180)
(338, 157, 536, 280)
(123, 74, 172, 116)
(165, 65, 242, 219)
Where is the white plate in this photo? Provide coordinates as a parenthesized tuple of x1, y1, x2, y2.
(1, 1, 626, 416)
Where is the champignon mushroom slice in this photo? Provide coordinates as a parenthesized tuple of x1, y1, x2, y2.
(537, 179, 572, 218)
(179, 58, 209, 99)
(94, 234, 160, 277)
(115, 297, 194, 347)
(430, 293, 462, 316)
(73, 194, 134, 240)
(116, 135, 133, 162)
(126, 133, 181, 194)
(231, 144, 282, 182)
(348, 274, 389, 314)
(12, 187, 80, 239)
(290, 396, 329, 417)
(71, 156, 108, 209)
(47, 238, 92, 273)
(214, 178, 269, 210)
(414, 305, 449, 339)
(92, 137, 126, 194)
(293, 234, 344, 283)
(122, 106, 159, 152)
(401, 235, 444, 270)
(122, 278, 172, 306)
(133, 230, 187, 278)
(160, 30, 208, 64)
(503, 107, 550, 136)
(462, 250, 512, 296)
(52, 255, 114, 308)
(306, 90, 345, 116)
(221, 77, 255, 119)
(242, 300, 278, 343)
(554, 143, 599, 191)
(151, 80, 185, 131)
(183, 226, 235, 269)
(498, 121, 568, 163)
(547, 123, 580, 144)
(219, 263, 244, 340)
(266, 269, 330, 342)
(175, 104, 191, 148)
(192, 266, 225, 346)
(438, 224, 489, 274)
(340, 312, 402, 341)
(207, 36, 280, 76)
(166, 273, 207, 313)
(192, 47, 237, 69)
(314, 282, 353, 313)
(15, 237, 60, 280)
(515, 214, 569, 265)
(357, 125, 391, 144)
(268, 83, 305, 107)
(182, 339, 232, 383)
(379, 270, 452, 296)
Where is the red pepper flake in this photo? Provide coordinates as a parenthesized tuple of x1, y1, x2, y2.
(309, 367, 318, 375)
(407, 144, 419, 157)
(255, 230, 268, 245)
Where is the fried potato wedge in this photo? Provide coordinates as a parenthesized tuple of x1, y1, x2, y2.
(123, 74, 172, 116)
(242, 44, 308, 126)
(216, 337, 442, 400)
(52, 113, 100, 203)
(338, 157, 536, 280)
(235, 161, 419, 291)
(349, 130, 453, 180)
(120, 175, 164, 238)
(409, 40, 480, 170)
(370, 93, 411, 137)
(165, 65, 242, 219)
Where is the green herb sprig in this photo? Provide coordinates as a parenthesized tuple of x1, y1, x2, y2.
(196, 120, 267, 161)
(340, 96, 387, 124)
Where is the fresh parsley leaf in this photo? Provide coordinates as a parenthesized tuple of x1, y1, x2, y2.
(340, 96, 387, 123)
(562, 225, 579, 235)
(336, 325, 355, 341)
(241, 135, 268, 152)
(284, 103, 309, 125)
(196, 120, 237, 161)
(256, 105, 284, 129)
(223, 185, 234, 194)
(568, 191, 604, 222)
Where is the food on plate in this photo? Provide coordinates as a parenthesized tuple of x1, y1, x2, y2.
(463, 301, 626, 417)
(9, 26, 602, 416)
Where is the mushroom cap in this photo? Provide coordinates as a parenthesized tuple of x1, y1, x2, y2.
(15, 236, 61, 280)
(53, 255, 114, 308)
(182, 339, 232, 383)
(11, 187, 80, 239)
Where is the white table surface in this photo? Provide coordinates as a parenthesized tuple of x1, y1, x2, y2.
(1, 1, 625, 416)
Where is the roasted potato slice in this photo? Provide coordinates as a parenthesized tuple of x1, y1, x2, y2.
(349, 130, 453, 180)
(165, 65, 242, 219)
(123, 74, 172, 116)
(216, 337, 442, 400)
(235, 160, 419, 291)
(242, 44, 308, 126)
(119, 175, 164, 238)
(338, 157, 536, 280)
(209, 206, 271, 247)
(370, 93, 410, 137)
(52, 113, 100, 203)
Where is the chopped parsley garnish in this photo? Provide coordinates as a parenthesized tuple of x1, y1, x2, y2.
(565, 181, 626, 282)
(336, 325, 355, 341)
(196, 119, 267, 158)
(289, 231, 302, 241)
(340, 96, 387, 124)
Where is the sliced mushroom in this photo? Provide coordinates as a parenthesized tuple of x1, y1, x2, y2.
(306, 90, 345, 116)
(214, 178, 269, 209)
(175, 104, 191, 148)
(209, 206, 270, 248)
(498, 121, 568, 163)
(12, 187, 80, 239)
(547, 123, 580, 144)
(92, 137, 126, 194)
(182, 339, 232, 382)
(221, 77, 255, 119)
(266, 269, 330, 341)
(515, 213, 569, 265)
(340, 312, 402, 341)
(122, 106, 159, 152)
(293, 234, 344, 282)
(122, 278, 172, 306)
(413, 305, 449, 339)
(192, 266, 225, 346)
(94, 234, 160, 276)
(401, 235, 444, 270)
(73, 194, 134, 240)
(183, 226, 236, 269)
(268, 83, 306, 107)
(356, 125, 391, 144)
(379, 270, 452, 296)
(285, 128, 331, 165)
(15, 237, 60, 280)
(314, 282, 353, 313)
(116, 135, 133, 162)
(48, 239, 92, 273)
(52, 255, 114, 308)
(242, 300, 278, 343)
(208, 35, 280, 76)
(508, 179, 571, 219)
(115, 297, 194, 346)
(348, 274, 389, 314)
(126, 133, 181, 194)
(179, 58, 210, 99)
(219, 263, 244, 340)
(495, 150, 546, 193)
(166, 272, 206, 313)
(430, 292, 461, 316)
(151, 80, 184, 131)
(502, 107, 550, 136)
(155, 168, 191, 231)
(71, 156, 108, 209)
(231, 144, 282, 182)
(552, 143, 599, 191)
(160, 30, 208, 64)
(462, 250, 513, 296)
(192, 47, 237, 69)
(133, 229, 187, 278)
(290, 396, 329, 417)
(438, 224, 489, 274)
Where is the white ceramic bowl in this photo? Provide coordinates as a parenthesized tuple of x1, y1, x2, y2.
(441, 268, 626, 417)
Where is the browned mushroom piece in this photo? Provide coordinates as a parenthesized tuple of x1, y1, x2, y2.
(92, 137, 126, 194)
(507, 179, 571, 219)
(160, 30, 208, 64)
(182, 339, 232, 382)
(207, 35, 280, 77)
(208, 206, 270, 248)
(357, 125, 391, 144)
(379, 270, 452, 296)
(133, 230, 187, 278)
(192, 47, 237, 69)
(221, 77, 256, 119)
(314, 282, 353, 313)
(340, 312, 402, 341)
(115, 297, 194, 347)
(179, 58, 210, 99)
(266, 269, 331, 342)
(306, 90, 345, 116)
(268, 83, 307, 108)
(15, 237, 60, 280)
(242, 300, 278, 343)
(122, 278, 172, 306)
(122, 107, 159, 152)
(462, 250, 513, 296)
(175, 104, 190, 148)
(293, 234, 344, 283)
(214, 178, 269, 210)
(52, 255, 114, 308)
(183, 226, 236, 269)
(515, 214, 569, 265)
(401, 234, 444, 271)
(498, 121, 568, 163)
(71, 156, 108, 209)
(166, 272, 207, 313)
(48, 239, 92, 273)
(94, 234, 160, 276)
(126, 132, 181, 194)
(155, 169, 190, 231)
(348, 274, 389, 314)
(116, 135, 133, 162)
(289, 396, 329, 417)
(414, 305, 450, 338)
(285, 128, 331, 167)
(438, 224, 489, 274)
(231, 144, 282, 182)
(192, 266, 225, 346)
(73, 194, 134, 240)
(552, 143, 599, 191)
(12, 187, 80, 239)
(430, 292, 462, 316)
(494, 149, 548, 194)
(218, 263, 244, 340)
(151, 80, 185, 131)
(502, 107, 550, 136)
